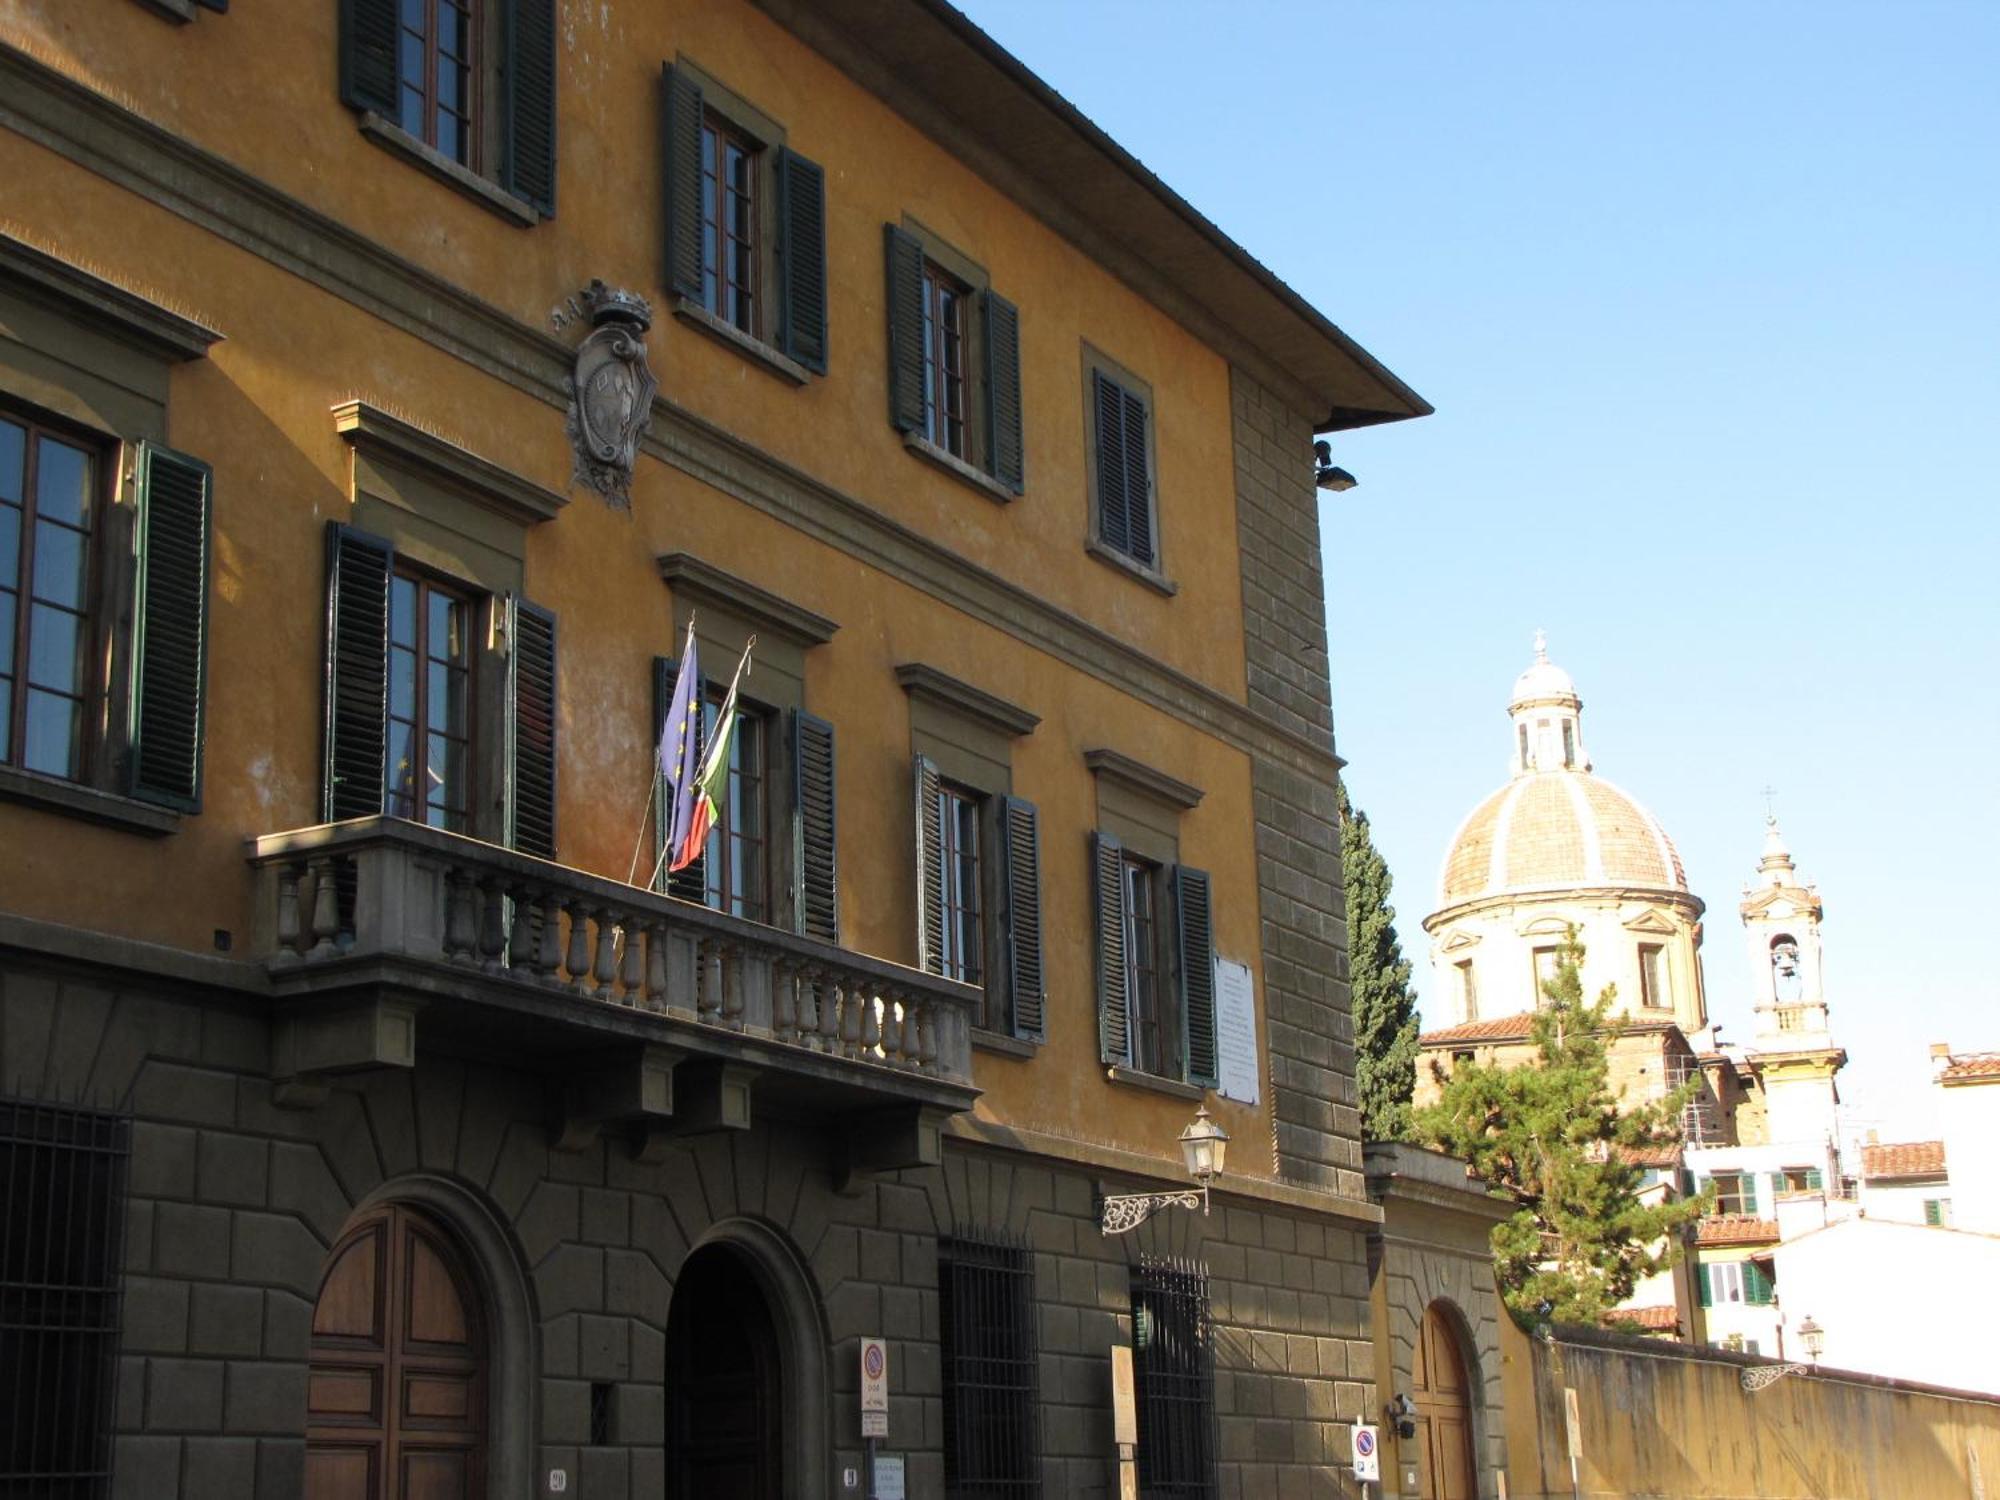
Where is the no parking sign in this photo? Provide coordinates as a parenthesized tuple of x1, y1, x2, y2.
(1352, 1423, 1380, 1482)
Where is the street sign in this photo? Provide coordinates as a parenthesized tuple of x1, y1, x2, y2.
(1110, 1346, 1138, 1447)
(861, 1338, 889, 1438)
(873, 1455, 905, 1500)
(1353, 1424, 1380, 1482)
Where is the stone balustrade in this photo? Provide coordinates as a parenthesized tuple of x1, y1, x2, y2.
(247, 817, 977, 1086)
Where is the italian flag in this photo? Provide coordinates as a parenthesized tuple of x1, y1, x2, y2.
(669, 639, 752, 874)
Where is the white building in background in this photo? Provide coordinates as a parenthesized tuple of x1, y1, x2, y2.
(1933, 1045, 2000, 1233)
(1859, 1139, 1949, 1226)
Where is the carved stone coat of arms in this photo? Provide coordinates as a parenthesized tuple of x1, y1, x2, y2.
(564, 281, 657, 508)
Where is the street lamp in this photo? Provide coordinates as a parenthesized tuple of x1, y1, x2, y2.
(1797, 1315, 1824, 1365)
(1099, 1105, 1231, 1235)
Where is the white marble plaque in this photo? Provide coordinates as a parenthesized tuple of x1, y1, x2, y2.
(1215, 957, 1260, 1106)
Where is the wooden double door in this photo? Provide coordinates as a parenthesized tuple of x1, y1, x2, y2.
(307, 1204, 487, 1500)
(664, 1246, 784, 1500)
(1411, 1301, 1477, 1500)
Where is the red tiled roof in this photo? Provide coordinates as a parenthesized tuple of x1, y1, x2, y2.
(1608, 1305, 1680, 1331)
(1420, 1012, 1537, 1046)
(1698, 1215, 1778, 1246)
(1862, 1140, 1946, 1179)
(1941, 1054, 2000, 1082)
(1617, 1143, 1682, 1169)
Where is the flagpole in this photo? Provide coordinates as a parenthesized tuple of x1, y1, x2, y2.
(633, 615, 699, 889)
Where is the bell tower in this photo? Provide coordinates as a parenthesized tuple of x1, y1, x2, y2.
(1739, 815, 1844, 1149)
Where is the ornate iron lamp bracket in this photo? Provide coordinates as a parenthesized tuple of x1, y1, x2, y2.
(1098, 1186, 1208, 1236)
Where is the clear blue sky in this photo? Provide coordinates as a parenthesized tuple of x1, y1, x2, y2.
(958, 0, 2000, 1137)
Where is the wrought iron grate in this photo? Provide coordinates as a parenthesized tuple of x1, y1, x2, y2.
(1, 1097, 130, 1499)
(940, 1234, 1041, 1499)
(1130, 1255, 1217, 1500)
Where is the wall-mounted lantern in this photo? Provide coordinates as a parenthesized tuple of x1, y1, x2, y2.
(1098, 1105, 1230, 1235)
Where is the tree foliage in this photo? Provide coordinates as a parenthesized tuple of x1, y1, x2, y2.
(1411, 931, 1705, 1325)
(1338, 780, 1421, 1141)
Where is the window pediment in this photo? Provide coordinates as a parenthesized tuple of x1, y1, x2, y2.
(334, 400, 566, 528)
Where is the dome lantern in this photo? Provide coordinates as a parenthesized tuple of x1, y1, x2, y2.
(1507, 630, 1589, 776)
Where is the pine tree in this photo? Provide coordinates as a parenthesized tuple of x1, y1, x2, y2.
(1339, 780, 1421, 1141)
(1411, 931, 1705, 1326)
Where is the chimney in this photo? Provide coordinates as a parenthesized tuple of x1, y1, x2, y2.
(1932, 1043, 1953, 1080)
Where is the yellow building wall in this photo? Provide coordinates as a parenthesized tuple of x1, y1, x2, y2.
(0, 2, 1278, 1173)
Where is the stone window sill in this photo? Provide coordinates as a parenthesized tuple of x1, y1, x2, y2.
(358, 114, 540, 228)
(0, 764, 179, 837)
(903, 433, 1017, 505)
(673, 298, 810, 386)
(1106, 1065, 1203, 1102)
(972, 1028, 1039, 1060)
(1086, 537, 1177, 597)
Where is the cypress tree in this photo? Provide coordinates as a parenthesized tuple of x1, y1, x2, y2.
(1339, 779, 1421, 1141)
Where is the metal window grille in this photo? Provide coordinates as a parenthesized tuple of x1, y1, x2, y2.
(1, 1097, 131, 1498)
(1130, 1257, 1217, 1500)
(940, 1235, 1040, 1500)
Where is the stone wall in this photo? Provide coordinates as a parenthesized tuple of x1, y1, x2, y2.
(3, 949, 1382, 1499)
(1233, 365, 1361, 1197)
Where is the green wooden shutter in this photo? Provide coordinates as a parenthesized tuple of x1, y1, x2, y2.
(914, 754, 944, 974)
(1094, 370, 1154, 564)
(1697, 1264, 1712, 1308)
(983, 290, 1023, 492)
(794, 710, 838, 943)
(1768, 1173, 1786, 1208)
(1173, 865, 1217, 1087)
(129, 443, 211, 811)
(506, 597, 557, 858)
(339, 0, 400, 117)
(884, 224, 926, 434)
(1925, 1199, 1943, 1226)
(776, 149, 829, 374)
(1742, 1175, 1759, 1216)
(1805, 1167, 1823, 1191)
(661, 65, 705, 301)
(501, 0, 558, 215)
(322, 523, 393, 822)
(1119, 384, 1152, 566)
(997, 796, 1044, 1041)
(653, 656, 706, 901)
(1093, 830, 1129, 1067)
(1745, 1262, 1774, 1306)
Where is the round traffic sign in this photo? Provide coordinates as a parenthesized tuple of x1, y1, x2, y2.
(863, 1343, 886, 1380)
(1354, 1428, 1376, 1459)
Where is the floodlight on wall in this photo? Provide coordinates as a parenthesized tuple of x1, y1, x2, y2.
(1314, 439, 1357, 492)
(1098, 1105, 1231, 1235)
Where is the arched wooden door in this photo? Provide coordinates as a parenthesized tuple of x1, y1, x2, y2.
(666, 1245, 783, 1500)
(1411, 1301, 1477, 1500)
(307, 1203, 488, 1500)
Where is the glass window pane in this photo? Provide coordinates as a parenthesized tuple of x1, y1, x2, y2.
(401, 0, 425, 31)
(438, 4, 460, 55)
(438, 58, 459, 110)
(390, 576, 416, 648)
(0, 502, 19, 588)
(27, 603, 82, 692)
(401, 86, 426, 138)
(427, 659, 452, 731)
(0, 419, 24, 504)
(435, 110, 461, 163)
(400, 30, 425, 91)
(23, 687, 79, 777)
(35, 440, 90, 529)
(31, 521, 85, 609)
(390, 645, 417, 720)
(0, 587, 15, 669)
(0, 684, 10, 763)
(427, 732, 462, 819)
(386, 720, 417, 817)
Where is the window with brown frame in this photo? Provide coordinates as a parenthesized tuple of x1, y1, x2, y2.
(922, 262, 971, 460)
(935, 781, 983, 988)
(386, 567, 474, 833)
(695, 688, 770, 924)
(1123, 853, 1172, 1077)
(0, 411, 103, 782)
(396, 0, 481, 167)
(700, 110, 760, 334)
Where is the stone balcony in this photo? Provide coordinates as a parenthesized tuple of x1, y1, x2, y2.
(247, 817, 979, 1170)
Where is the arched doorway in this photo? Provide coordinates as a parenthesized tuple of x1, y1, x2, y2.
(1411, 1300, 1477, 1500)
(666, 1244, 784, 1500)
(307, 1203, 488, 1499)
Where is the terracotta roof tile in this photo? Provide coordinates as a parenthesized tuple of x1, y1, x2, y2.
(1698, 1215, 1778, 1246)
(1608, 1305, 1681, 1331)
(1861, 1140, 1946, 1179)
(1420, 1012, 1538, 1046)
(1942, 1053, 2000, 1082)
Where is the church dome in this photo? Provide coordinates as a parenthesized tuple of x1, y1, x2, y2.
(1436, 634, 1688, 908)
(1439, 771, 1688, 906)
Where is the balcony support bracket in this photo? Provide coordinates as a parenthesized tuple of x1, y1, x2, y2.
(271, 994, 423, 1109)
(553, 1043, 686, 1154)
(835, 1103, 951, 1193)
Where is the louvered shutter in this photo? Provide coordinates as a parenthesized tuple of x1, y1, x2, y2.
(662, 66, 705, 301)
(506, 597, 557, 858)
(1768, 1173, 1786, 1208)
(884, 225, 926, 434)
(1743, 1175, 1759, 1216)
(1925, 1199, 1943, 1227)
(776, 149, 829, 374)
(1697, 1264, 1712, 1308)
(996, 796, 1044, 1041)
(914, 754, 944, 974)
(501, 0, 558, 215)
(1093, 831, 1129, 1067)
(653, 656, 706, 900)
(1117, 384, 1152, 565)
(1173, 865, 1217, 1087)
(1805, 1167, 1823, 1191)
(323, 524, 392, 822)
(339, 0, 400, 116)
(129, 443, 211, 811)
(983, 291, 1023, 493)
(794, 711, 838, 943)
(1746, 1262, 1773, 1306)
(1093, 370, 1154, 566)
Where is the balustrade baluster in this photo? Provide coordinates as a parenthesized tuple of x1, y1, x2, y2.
(900, 995, 921, 1069)
(479, 879, 508, 972)
(811, 969, 837, 1052)
(771, 958, 797, 1044)
(850, 982, 873, 1060)
(696, 938, 721, 1024)
(508, 884, 536, 975)
(563, 901, 591, 990)
(308, 855, 341, 958)
(619, 915, 644, 1004)
(592, 908, 619, 1000)
(442, 869, 473, 962)
(536, 892, 564, 981)
(721, 944, 745, 1030)
(918, 1001, 939, 1075)
(644, 919, 669, 1011)
(275, 862, 304, 959)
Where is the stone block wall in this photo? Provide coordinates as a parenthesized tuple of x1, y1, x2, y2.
(1232, 365, 1362, 1196)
